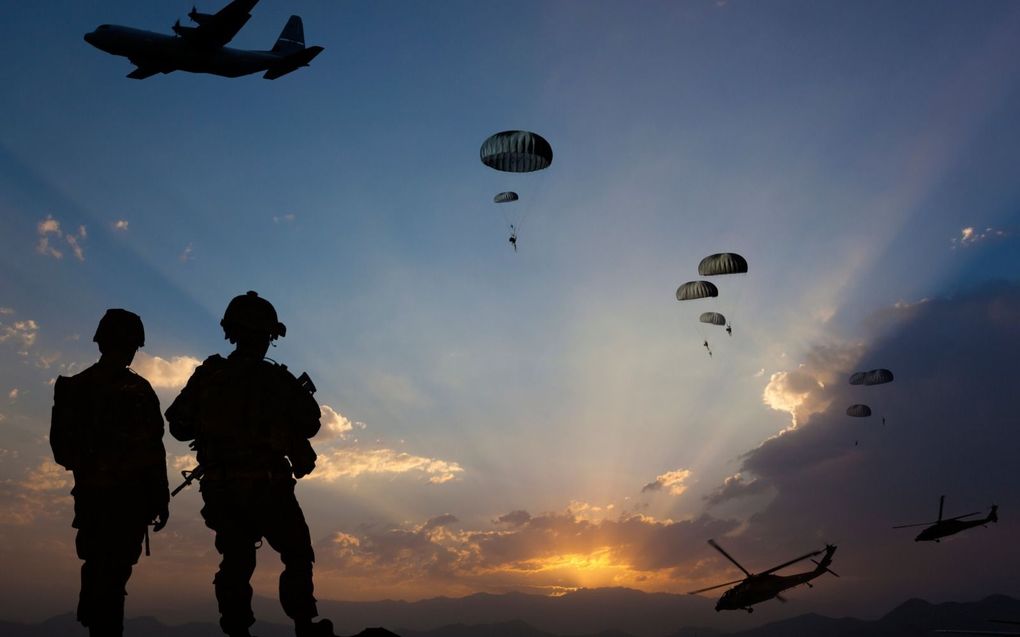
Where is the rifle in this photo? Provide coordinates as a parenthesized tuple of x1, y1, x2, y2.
(171, 465, 205, 497)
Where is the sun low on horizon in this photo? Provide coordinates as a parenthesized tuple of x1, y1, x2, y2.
(1, 0, 1019, 632)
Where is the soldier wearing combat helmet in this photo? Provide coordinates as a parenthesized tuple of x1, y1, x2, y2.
(166, 291, 332, 637)
(50, 309, 170, 637)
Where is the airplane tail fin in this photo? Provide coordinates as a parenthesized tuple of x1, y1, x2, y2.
(272, 15, 306, 55)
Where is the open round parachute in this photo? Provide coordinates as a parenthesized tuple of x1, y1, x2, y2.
(699, 312, 727, 326)
(849, 369, 895, 386)
(863, 369, 894, 385)
(698, 253, 749, 276)
(846, 404, 872, 418)
(676, 281, 719, 302)
(480, 131, 553, 173)
(493, 191, 519, 203)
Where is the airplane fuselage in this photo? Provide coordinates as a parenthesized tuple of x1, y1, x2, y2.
(85, 25, 280, 77)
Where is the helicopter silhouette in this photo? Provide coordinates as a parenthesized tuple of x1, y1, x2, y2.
(893, 495, 998, 542)
(687, 539, 839, 613)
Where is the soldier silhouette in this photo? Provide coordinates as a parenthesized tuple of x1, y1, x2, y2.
(50, 309, 170, 637)
(166, 291, 333, 637)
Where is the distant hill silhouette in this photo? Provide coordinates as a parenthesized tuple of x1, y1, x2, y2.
(3, 593, 1016, 637)
(297, 587, 739, 637)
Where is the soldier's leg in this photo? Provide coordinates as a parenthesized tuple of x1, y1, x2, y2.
(263, 486, 317, 624)
(76, 523, 145, 637)
(213, 531, 258, 636)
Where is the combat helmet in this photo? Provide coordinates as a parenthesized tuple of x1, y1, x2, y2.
(93, 308, 145, 348)
(220, 291, 286, 342)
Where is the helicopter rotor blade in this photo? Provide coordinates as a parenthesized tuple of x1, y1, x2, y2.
(945, 511, 983, 521)
(707, 539, 752, 577)
(892, 521, 939, 529)
(687, 578, 746, 595)
(759, 549, 823, 576)
(938, 495, 945, 522)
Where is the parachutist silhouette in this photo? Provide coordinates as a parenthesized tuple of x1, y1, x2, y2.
(882, 416, 886, 425)
(50, 309, 169, 637)
(509, 225, 517, 252)
(726, 324, 732, 336)
(703, 340, 712, 357)
(167, 291, 334, 637)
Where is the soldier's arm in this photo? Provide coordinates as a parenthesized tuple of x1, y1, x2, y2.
(165, 364, 206, 442)
(49, 376, 79, 470)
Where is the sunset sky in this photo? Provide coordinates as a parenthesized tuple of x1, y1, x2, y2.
(1, 0, 1019, 627)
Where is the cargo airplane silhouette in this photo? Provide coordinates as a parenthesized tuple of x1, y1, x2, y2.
(84, 0, 323, 80)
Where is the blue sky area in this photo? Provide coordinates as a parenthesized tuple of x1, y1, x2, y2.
(0, 0, 1018, 625)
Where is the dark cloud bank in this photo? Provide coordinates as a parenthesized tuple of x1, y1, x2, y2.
(708, 281, 1020, 614)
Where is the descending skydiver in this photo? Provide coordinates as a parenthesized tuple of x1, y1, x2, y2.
(726, 324, 732, 336)
(509, 225, 517, 252)
(703, 340, 712, 357)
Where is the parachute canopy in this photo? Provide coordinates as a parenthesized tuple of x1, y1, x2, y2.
(676, 280, 719, 302)
(849, 369, 895, 386)
(494, 191, 519, 204)
(699, 312, 727, 326)
(698, 253, 749, 276)
(480, 130, 553, 173)
(846, 404, 872, 418)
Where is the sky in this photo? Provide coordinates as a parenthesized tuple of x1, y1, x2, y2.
(1, 0, 1019, 627)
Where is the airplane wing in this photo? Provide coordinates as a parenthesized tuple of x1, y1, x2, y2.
(175, 0, 259, 47)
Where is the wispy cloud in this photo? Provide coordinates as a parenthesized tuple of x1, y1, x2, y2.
(273, 213, 296, 224)
(950, 225, 1011, 249)
(112, 219, 129, 231)
(641, 468, 693, 496)
(179, 243, 194, 262)
(35, 216, 86, 261)
(307, 447, 464, 484)
(703, 473, 771, 507)
(0, 317, 39, 355)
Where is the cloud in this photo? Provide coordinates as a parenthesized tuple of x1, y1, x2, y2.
(273, 213, 297, 224)
(112, 219, 129, 231)
(761, 342, 862, 429)
(703, 473, 771, 507)
(320, 507, 739, 587)
(0, 318, 39, 354)
(307, 447, 464, 484)
(641, 468, 693, 496)
(711, 282, 1020, 607)
(35, 216, 86, 261)
(318, 404, 364, 440)
(0, 459, 72, 526)
(0, 308, 13, 315)
(7, 388, 18, 402)
(179, 243, 194, 262)
(495, 510, 532, 527)
(950, 225, 1011, 249)
(131, 352, 201, 390)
